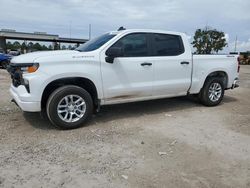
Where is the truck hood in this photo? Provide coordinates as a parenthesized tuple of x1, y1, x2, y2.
(11, 50, 80, 64)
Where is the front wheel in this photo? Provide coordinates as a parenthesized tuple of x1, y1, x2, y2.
(1, 61, 8, 69)
(199, 77, 225, 106)
(46, 85, 93, 129)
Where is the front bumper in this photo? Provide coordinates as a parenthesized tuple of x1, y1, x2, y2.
(10, 85, 40, 112)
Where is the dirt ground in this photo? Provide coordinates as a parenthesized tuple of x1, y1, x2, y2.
(0, 66, 249, 188)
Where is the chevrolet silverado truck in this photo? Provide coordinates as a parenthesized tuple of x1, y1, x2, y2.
(7, 29, 240, 129)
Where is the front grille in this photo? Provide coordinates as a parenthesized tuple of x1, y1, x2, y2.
(7, 64, 23, 87)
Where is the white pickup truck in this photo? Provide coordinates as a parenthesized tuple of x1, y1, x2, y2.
(7, 29, 240, 129)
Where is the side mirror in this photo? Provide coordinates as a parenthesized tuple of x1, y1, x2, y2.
(105, 47, 123, 63)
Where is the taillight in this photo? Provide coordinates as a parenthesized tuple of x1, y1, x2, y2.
(237, 56, 240, 73)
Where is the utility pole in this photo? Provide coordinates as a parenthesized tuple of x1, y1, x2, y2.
(205, 21, 209, 31)
(69, 21, 72, 40)
(89, 24, 91, 40)
(234, 35, 237, 52)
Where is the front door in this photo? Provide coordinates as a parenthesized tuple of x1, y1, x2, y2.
(100, 33, 153, 104)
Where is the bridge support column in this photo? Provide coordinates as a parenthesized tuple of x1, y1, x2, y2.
(0, 37, 7, 53)
(52, 41, 59, 50)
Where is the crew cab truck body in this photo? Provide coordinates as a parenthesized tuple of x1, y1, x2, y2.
(7, 29, 240, 129)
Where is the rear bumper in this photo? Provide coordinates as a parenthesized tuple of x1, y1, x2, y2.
(231, 78, 240, 89)
(10, 85, 41, 112)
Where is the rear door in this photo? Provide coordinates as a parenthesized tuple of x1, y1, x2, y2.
(150, 33, 192, 96)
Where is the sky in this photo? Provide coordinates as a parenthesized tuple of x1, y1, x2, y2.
(0, 0, 250, 52)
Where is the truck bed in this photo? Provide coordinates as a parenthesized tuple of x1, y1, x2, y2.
(189, 54, 239, 93)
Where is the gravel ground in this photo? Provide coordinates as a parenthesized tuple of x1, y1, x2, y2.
(0, 66, 250, 188)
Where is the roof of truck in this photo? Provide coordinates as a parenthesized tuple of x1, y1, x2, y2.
(109, 29, 185, 36)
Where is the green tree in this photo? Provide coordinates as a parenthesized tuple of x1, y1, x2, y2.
(12, 41, 21, 50)
(61, 45, 66, 50)
(48, 45, 53, 50)
(192, 27, 227, 54)
(41, 45, 48, 51)
(33, 43, 42, 51)
(68, 45, 73, 50)
(27, 42, 34, 51)
(6, 41, 13, 50)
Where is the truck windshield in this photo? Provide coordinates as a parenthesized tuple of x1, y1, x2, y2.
(76, 33, 116, 52)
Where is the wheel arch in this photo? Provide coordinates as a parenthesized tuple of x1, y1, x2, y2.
(202, 71, 228, 90)
(41, 77, 99, 110)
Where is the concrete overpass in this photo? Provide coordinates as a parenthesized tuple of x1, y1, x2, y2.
(0, 29, 88, 52)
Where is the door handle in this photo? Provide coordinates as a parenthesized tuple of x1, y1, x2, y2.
(180, 61, 190, 65)
(141, 62, 152, 66)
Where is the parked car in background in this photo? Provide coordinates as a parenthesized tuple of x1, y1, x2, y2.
(0, 53, 12, 69)
(7, 29, 240, 129)
(8, 50, 21, 56)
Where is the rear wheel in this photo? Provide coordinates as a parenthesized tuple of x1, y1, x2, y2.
(46, 85, 93, 129)
(199, 77, 225, 106)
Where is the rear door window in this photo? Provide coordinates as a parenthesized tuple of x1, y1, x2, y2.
(152, 34, 184, 56)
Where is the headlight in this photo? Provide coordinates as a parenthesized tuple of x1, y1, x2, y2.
(20, 63, 39, 73)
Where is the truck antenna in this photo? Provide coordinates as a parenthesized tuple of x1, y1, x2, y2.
(89, 24, 92, 40)
(118, 26, 126, 31)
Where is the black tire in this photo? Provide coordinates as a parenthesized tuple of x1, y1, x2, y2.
(199, 77, 225, 106)
(46, 85, 93, 129)
(1, 61, 8, 69)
